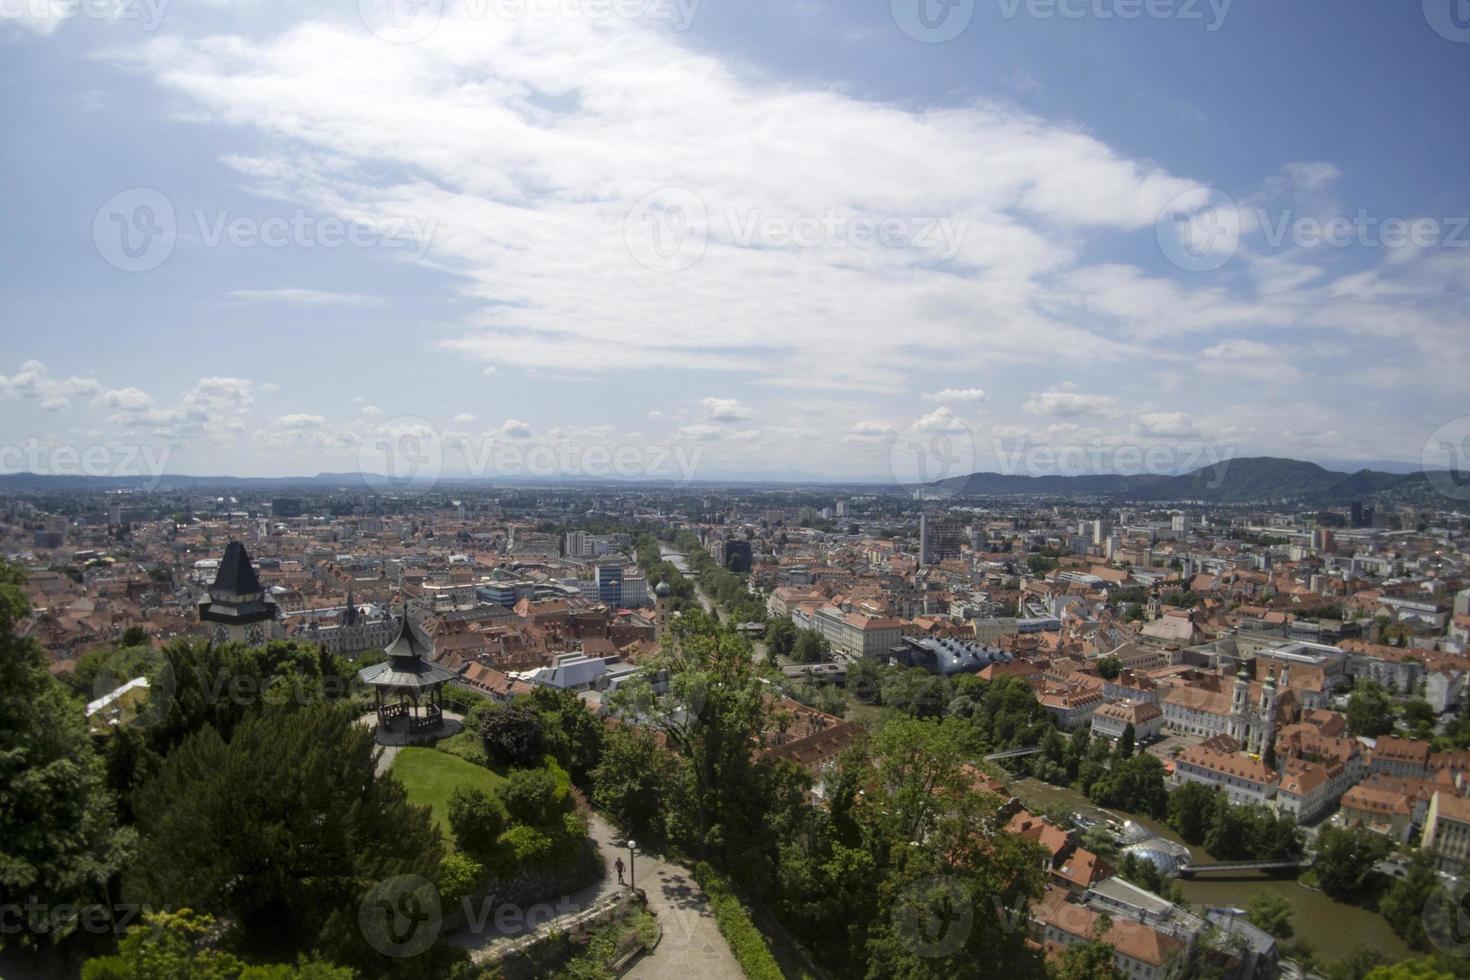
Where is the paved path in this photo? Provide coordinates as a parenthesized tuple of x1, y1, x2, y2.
(605, 819, 740, 980)
(446, 812, 737, 980)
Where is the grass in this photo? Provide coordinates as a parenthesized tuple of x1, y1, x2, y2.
(390, 746, 505, 839)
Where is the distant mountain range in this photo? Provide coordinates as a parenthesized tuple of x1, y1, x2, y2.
(0, 455, 1450, 504)
(931, 456, 1443, 505)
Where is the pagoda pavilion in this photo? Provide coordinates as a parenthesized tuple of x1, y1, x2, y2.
(357, 606, 460, 734)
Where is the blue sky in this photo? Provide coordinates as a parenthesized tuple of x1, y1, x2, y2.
(1, 0, 1467, 483)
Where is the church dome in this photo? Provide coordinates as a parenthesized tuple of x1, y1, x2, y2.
(655, 580, 673, 597)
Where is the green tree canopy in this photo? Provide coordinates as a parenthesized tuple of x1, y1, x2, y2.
(0, 562, 126, 948)
(126, 702, 443, 970)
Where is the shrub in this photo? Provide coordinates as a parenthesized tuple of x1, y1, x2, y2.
(439, 851, 487, 903)
(501, 766, 565, 827)
(692, 862, 783, 980)
(448, 785, 508, 858)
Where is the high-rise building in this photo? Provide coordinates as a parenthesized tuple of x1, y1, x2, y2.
(594, 562, 624, 605)
(724, 539, 753, 572)
(919, 514, 964, 565)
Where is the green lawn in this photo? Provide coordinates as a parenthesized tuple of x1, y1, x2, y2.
(390, 746, 505, 839)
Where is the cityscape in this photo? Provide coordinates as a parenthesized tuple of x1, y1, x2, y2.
(3, 3, 1470, 980)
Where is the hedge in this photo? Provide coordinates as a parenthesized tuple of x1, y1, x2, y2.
(692, 862, 783, 980)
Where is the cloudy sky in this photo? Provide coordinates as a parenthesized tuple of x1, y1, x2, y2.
(2, 0, 1468, 483)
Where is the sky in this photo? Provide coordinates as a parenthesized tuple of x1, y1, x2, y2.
(1, 0, 1468, 485)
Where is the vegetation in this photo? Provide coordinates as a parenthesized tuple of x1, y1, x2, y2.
(1347, 680, 1396, 738)
(127, 702, 443, 970)
(693, 862, 784, 980)
(0, 563, 125, 949)
(80, 910, 354, 980)
(1246, 890, 1295, 940)
(1312, 826, 1392, 901)
(392, 746, 506, 838)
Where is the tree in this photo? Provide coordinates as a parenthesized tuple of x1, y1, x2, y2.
(606, 621, 770, 863)
(1313, 826, 1391, 900)
(1167, 782, 1222, 844)
(1118, 724, 1136, 760)
(526, 686, 605, 788)
(1246, 890, 1294, 940)
(118, 625, 150, 648)
(448, 786, 508, 858)
(1053, 940, 1123, 979)
(792, 628, 830, 665)
(81, 910, 353, 980)
(591, 726, 678, 844)
(0, 562, 125, 947)
(1379, 851, 1438, 949)
(499, 766, 564, 827)
(126, 702, 443, 969)
(1096, 656, 1122, 680)
(765, 617, 797, 658)
(1089, 754, 1167, 818)
(1347, 681, 1395, 738)
(474, 700, 545, 768)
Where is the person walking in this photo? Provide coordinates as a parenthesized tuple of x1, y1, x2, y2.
(615, 856, 625, 885)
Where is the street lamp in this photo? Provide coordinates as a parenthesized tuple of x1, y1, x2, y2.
(627, 840, 638, 890)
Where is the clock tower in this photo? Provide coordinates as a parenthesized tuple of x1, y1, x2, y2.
(199, 541, 280, 647)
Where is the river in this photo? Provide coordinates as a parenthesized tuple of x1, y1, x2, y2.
(1006, 776, 1413, 962)
(656, 545, 714, 614)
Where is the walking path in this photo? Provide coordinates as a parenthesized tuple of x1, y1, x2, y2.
(443, 811, 739, 979)
(611, 823, 742, 980)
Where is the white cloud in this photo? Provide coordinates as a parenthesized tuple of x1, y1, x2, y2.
(93, 387, 155, 412)
(0, 361, 99, 406)
(227, 288, 383, 307)
(924, 388, 987, 402)
(453, 412, 478, 423)
(501, 419, 533, 440)
(117, 14, 1199, 395)
(675, 424, 723, 442)
(277, 413, 327, 429)
(702, 397, 754, 422)
(1133, 411, 1199, 439)
(1023, 387, 1119, 418)
(913, 407, 968, 433)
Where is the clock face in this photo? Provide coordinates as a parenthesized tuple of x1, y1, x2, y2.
(213, 624, 229, 645)
(246, 624, 265, 646)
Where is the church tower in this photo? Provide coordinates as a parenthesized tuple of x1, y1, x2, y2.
(199, 541, 279, 647)
(1227, 661, 1251, 746)
(1257, 671, 1279, 756)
